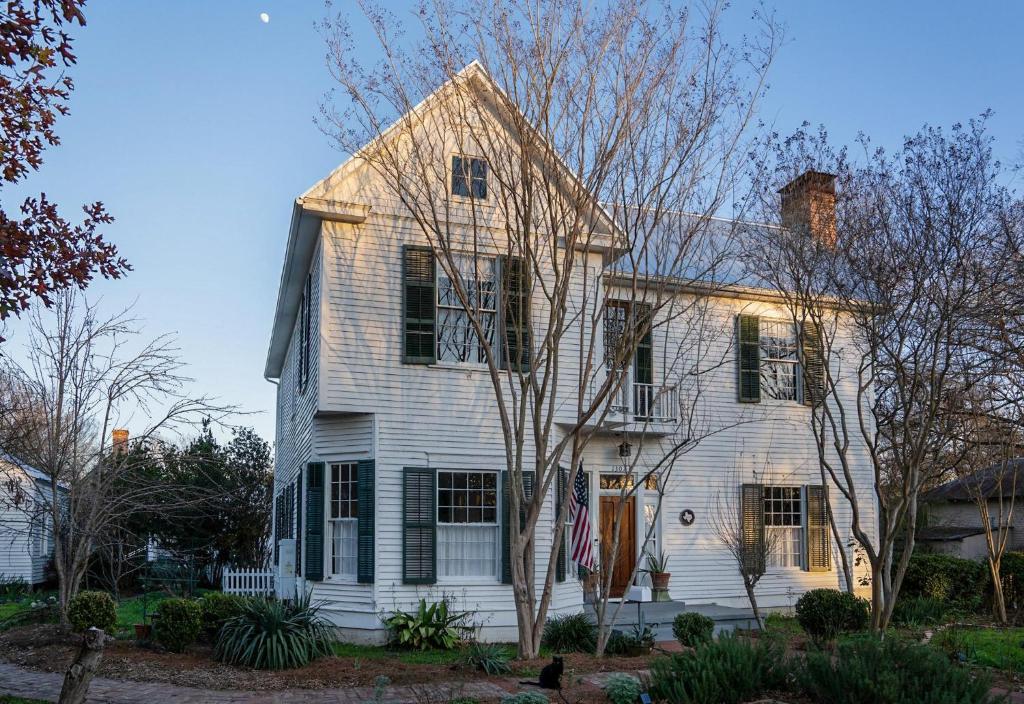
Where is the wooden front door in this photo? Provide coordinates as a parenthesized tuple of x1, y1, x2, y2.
(599, 495, 636, 598)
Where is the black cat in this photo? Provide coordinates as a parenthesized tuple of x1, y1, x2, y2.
(520, 655, 564, 690)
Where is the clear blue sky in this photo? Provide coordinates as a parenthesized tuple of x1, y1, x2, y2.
(2, 1, 1021, 442)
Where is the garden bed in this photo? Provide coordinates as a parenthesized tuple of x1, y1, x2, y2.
(0, 623, 655, 692)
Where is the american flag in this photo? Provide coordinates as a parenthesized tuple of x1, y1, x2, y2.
(569, 465, 593, 570)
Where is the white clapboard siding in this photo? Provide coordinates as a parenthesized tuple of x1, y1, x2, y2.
(222, 568, 275, 596)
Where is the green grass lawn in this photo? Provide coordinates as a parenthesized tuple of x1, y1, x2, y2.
(934, 626, 1024, 673)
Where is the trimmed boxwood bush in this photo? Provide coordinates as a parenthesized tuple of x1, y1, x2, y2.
(793, 634, 1000, 704)
(199, 592, 249, 639)
(67, 590, 117, 634)
(795, 589, 869, 645)
(542, 612, 596, 653)
(672, 612, 715, 647)
(901, 552, 987, 610)
(154, 598, 202, 652)
(646, 633, 787, 704)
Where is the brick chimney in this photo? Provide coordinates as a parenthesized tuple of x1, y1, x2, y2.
(778, 170, 837, 246)
(112, 428, 129, 455)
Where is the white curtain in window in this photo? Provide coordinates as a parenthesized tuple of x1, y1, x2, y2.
(769, 526, 802, 568)
(331, 518, 357, 576)
(438, 524, 498, 577)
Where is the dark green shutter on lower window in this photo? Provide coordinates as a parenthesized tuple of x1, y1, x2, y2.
(740, 483, 765, 575)
(304, 463, 324, 581)
(274, 493, 283, 563)
(500, 255, 531, 372)
(357, 459, 375, 583)
(502, 470, 535, 584)
(738, 314, 761, 403)
(805, 484, 831, 572)
(295, 473, 303, 576)
(403, 468, 436, 584)
(403, 246, 436, 364)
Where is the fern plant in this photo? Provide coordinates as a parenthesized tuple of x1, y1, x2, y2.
(214, 593, 334, 670)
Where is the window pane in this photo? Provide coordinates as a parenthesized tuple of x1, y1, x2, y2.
(438, 524, 497, 577)
(331, 518, 358, 576)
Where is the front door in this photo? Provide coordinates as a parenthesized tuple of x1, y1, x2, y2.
(599, 495, 637, 598)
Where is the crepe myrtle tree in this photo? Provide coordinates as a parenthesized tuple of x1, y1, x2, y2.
(0, 292, 233, 623)
(745, 115, 1013, 630)
(320, 0, 779, 656)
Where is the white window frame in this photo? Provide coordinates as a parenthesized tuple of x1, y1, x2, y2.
(328, 462, 359, 579)
(759, 318, 800, 402)
(435, 254, 497, 366)
(764, 485, 804, 569)
(436, 469, 500, 581)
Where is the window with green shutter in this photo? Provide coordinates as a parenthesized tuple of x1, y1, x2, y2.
(801, 321, 826, 407)
(357, 459, 375, 583)
(304, 463, 325, 581)
(403, 247, 437, 364)
(295, 473, 303, 576)
(737, 314, 761, 402)
(556, 467, 567, 583)
(502, 470, 535, 584)
(403, 468, 436, 584)
(501, 255, 530, 372)
(634, 305, 653, 385)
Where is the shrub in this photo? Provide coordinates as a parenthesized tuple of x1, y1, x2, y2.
(67, 591, 117, 634)
(154, 598, 202, 652)
(794, 589, 869, 645)
(462, 641, 511, 675)
(901, 553, 987, 610)
(891, 596, 949, 628)
(672, 612, 714, 648)
(0, 575, 28, 601)
(999, 551, 1024, 611)
(215, 594, 334, 669)
(501, 693, 549, 704)
(385, 599, 469, 651)
(604, 629, 630, 656)
(604, 673, 642, 704)
(646, 633, 787, 704)
(792, 635, 999, 704)
(199, 592, 249, 638)
(542, 612, 596, 653)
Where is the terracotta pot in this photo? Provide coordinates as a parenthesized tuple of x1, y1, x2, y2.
(651, 572, 671, 590)
(134, 623, 152, 640)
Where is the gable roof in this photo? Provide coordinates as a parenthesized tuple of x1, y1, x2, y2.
(923, 458, 1024, 503)
(264, 61, 619, 379)
(1, 451, 52, 485)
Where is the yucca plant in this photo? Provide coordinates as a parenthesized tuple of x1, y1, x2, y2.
(213, 593, 334, 670)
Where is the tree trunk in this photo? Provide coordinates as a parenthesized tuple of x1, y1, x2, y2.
(59, 627, 107, 704)
(990, 557, 1008, 625)
(744, 580, 764, 630)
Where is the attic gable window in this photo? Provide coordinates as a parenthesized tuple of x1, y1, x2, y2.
(452, 156, 488, 199)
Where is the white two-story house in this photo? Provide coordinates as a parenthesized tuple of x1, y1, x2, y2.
(265, 63, 876, 643)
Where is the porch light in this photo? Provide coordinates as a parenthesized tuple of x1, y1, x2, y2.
(618, 441, 632, 458)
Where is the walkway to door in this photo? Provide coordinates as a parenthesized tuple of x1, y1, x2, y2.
(585, 601, 760, 641)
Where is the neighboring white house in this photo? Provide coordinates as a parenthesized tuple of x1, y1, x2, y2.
(265, 63, 877, 642)
(0, 452, 59, 586)
(920, 459, 1024, 560)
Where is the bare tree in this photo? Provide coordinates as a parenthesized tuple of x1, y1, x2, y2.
(0, 292, 232, 622)
(319, 0, 779, 657)
(746, 116, 1014, 630)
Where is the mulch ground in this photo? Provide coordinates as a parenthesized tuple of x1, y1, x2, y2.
(0, 624, 656, 695)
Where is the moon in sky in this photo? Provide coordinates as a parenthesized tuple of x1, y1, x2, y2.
(259, 12, 270, 23)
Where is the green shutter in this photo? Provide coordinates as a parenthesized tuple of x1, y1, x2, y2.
(556, 467, 567, 583)
(502, 470, 535, 584)
(274, 493, 283, 563)
(357, 459, 375, 583)
(304, 463, 324, 581)
(501, 255, 531, 371)
(805, 484, 831, 572)
(295, 473, 303, 576)
(402, 468, 436, 584)
(801, 321, 826, 407)
(403, 246, 436, 364)
(740, 483, 765, 575)
(737, 315, 761, 403)
(634, 304, 653, 385)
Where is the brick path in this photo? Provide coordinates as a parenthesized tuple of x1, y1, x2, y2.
(0, 662, 511, 703)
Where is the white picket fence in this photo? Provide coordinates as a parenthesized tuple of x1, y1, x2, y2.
(222, 567, 275, 596)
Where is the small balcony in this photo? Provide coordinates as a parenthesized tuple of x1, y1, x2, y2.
(609, 381, 679, 424)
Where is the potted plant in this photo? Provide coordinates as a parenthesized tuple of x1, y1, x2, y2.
(580, 566, 601, 603)
(645, 551, 671, 591)
(626, 623, 655, 656)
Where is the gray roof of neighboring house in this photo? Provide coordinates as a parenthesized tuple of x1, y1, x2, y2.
(922, 458, 1024, 503)
(0, 451, 51, 485)
(917, 526, 990, 542)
